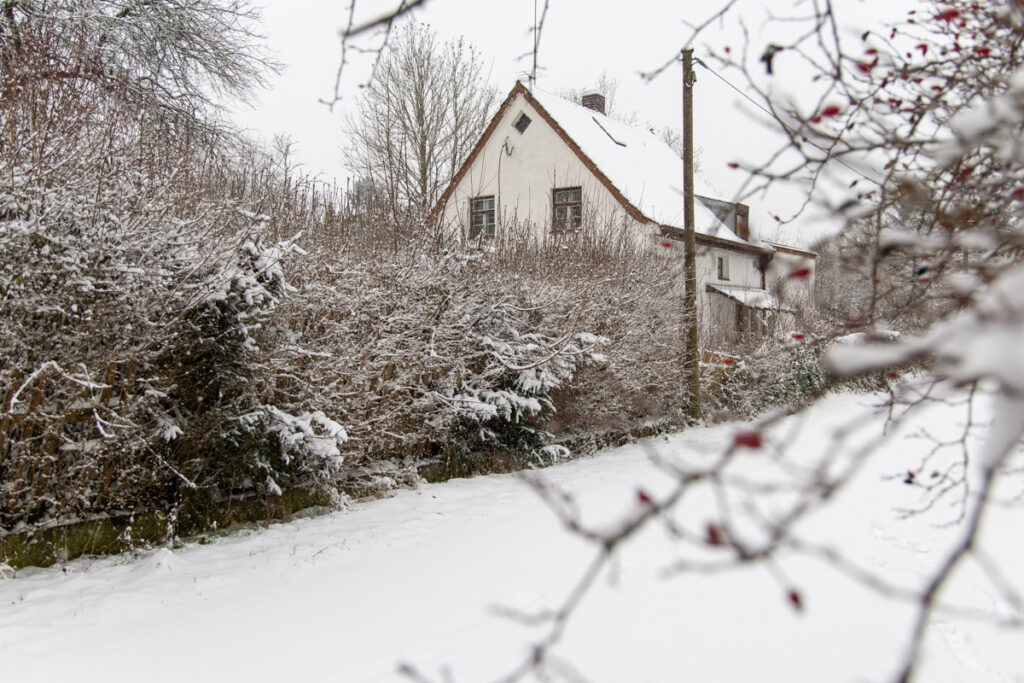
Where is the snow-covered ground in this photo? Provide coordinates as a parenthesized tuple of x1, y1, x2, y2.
(2, 391, 1022, 683)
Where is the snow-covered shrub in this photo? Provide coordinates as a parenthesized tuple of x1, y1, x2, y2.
(704, 338, 890, 422)
(153, 218, 337, 501)
(255, 243, 606, 483)
(238, 407, 347, 496)
(0, 32, 339, 530)
(0, 74, 215, 526)
(253, 224, 697, 487)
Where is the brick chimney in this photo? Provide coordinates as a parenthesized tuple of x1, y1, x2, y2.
(734, 203, 750, 241)
(581, 90, 606, 115)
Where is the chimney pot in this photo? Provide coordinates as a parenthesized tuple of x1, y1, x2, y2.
(581, 90, 606, 115)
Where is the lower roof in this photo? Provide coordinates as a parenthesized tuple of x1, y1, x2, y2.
(708, 284, 795, 312)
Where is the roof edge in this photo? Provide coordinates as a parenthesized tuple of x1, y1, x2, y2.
(429, 82, 528, 224)
(765, 241, 818, 258)
(660, 225, 769, 254)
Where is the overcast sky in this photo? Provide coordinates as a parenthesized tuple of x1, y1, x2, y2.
(231, 0, 912, 246)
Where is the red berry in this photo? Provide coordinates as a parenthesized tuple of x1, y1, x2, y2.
(787, 589, 804, 612)
(661, 240, 673, 249)
(637, 489, 654, 506)
(788, 267, 812, 279)
(733, 430, 763, 449)
(792, 333, 805, 340)
(705, 523, 725, 546)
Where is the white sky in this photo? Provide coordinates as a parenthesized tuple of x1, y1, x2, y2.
(230, 0, 911, 246)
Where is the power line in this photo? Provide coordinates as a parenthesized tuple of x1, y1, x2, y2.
(693, 57, 881, 185)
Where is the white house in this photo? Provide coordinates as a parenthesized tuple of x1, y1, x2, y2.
(432, 81, 815, 345)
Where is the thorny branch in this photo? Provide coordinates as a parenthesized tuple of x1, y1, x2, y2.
(327, 0, 433, 102)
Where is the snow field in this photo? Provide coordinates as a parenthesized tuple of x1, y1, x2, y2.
(1, 391, 1022, 682)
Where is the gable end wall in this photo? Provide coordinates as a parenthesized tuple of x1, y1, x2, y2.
(439, 91, 648, 240)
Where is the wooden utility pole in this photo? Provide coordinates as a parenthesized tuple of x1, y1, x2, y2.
(530, 0, 538, 91)
(682, 48, 702, 422)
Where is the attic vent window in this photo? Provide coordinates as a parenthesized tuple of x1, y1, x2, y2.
(514, 112, 532, 133)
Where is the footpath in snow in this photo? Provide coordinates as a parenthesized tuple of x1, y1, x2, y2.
(1, 391, 1022, 683)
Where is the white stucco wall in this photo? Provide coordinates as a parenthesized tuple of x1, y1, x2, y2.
(688, 242, 766, 347)
(703, 245, 763, 290)
(439, 92, 644, 239)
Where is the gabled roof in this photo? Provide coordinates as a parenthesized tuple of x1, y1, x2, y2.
(433, 82, 761, 250)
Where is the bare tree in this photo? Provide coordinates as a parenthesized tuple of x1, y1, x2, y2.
(0, 0, 276, 127)
(341, 22, 497, 220)
(559, 71, 636, 123)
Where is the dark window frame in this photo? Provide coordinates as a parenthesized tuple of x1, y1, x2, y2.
(469, 195, 496, 238)
(514, 112, 532, 133)
(717, 255, 731, 281)
(552, 186, 582, 232)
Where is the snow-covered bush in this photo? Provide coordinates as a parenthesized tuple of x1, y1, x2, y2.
(154, 217, 332, 501)
(705, 339, 888, 421)
(254, 227, 697, 488)
(238, 407, 347, 496)
(0, 19, 335, 530)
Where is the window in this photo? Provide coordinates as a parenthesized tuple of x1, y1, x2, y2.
(552, 187, 582, 231)
(513, 112, 532, 133)
(717, 255, 731, 280)
(470, 196, 495, 238)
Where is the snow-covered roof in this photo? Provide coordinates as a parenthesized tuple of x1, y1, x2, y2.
(708, 284, 793, 312)
(528, 88, 749, 246)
